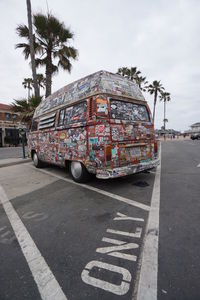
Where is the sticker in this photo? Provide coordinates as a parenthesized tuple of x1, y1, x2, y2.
(96, 98, 108, 114)
(60, 132, 66, 140)
(89, 137, 98, 144)
(97, 125, 105, 133)
(112, 147, 118, 158)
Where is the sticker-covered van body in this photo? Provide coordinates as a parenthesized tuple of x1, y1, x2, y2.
(28, 70, 159, 182)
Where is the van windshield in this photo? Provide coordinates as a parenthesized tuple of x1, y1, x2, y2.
(110, 99, 150, 122)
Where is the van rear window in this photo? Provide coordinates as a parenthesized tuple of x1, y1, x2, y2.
(110, 99, 149, 122)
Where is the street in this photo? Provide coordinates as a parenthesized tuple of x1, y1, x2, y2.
(0, 140, 200, 300)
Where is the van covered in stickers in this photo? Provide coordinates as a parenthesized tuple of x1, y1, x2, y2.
(28, 70, 159, 182)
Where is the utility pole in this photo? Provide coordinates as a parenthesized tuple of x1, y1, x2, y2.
(26, 0, 39, 97)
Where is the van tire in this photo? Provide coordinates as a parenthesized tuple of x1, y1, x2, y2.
(70, 161, 91, 183)
(33, 152, 44, 168)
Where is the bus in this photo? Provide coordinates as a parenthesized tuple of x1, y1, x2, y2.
(28, 70, 159, 182)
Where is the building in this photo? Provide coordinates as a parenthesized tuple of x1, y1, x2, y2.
(155, 128, 181, 136)
(184, 122, 200, 136)
(190, 122, 200, 133)
(0, 103, 20, 147)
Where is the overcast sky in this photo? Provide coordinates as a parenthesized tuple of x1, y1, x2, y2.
(0, 0, 199, 131)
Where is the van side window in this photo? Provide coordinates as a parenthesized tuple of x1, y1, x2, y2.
(31, 119, 38, 132)
(64, 106, 73, 125)
(58, 102, 87, 126)
(58, 109, 65, 126)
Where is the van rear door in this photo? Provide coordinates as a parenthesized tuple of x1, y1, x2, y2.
(109, 99, 155, 167)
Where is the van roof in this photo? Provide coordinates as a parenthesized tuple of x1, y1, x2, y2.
(34, 70, 145, 118)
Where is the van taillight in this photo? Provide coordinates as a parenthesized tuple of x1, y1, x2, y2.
(106, 145, 111, 161)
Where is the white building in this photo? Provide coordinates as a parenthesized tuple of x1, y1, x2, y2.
(190, 122, 200, 133)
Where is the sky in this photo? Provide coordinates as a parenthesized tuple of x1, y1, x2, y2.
(0, 0, 200, 131)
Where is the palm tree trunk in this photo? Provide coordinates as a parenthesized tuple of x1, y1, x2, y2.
(45, 51, 52, 97)
(26, 0, 39, 97)
(152, 90, 157, 124)
(163, 100, 166, 130)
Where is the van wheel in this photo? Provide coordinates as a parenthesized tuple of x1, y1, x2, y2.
(33, 152, 44, 168)
(70, 161, 91, 183)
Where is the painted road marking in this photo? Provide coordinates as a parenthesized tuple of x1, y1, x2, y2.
(22, 211, 48, 221)
(82, 260, 132, 296)
(0, 185, 68, 300)
(29, 166, 150, 211)
(197, 163, 200, 167)
(81, 211, 144, 295)
(114, 212, 144, 222)
(107, 228, 142, 239)
(136, 143, 162, 300)
(0, 226, 16, 245)
(96, 237, 139, 261)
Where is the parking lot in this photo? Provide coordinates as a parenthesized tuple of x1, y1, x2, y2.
(0, 140, 200, 300)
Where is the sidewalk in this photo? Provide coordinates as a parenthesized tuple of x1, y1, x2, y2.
(0, 157, 31, 168)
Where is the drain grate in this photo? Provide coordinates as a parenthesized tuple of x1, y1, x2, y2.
(132, 181, 149, 187)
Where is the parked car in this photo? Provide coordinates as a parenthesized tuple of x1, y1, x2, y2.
(191, 133, 200, 140)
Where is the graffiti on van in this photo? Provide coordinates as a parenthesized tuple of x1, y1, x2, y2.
(28, 71, 159, 182)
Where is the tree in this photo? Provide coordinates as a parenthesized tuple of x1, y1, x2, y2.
(35, 73, 46, 91)
(117, 67, 148, 91)
(159, 91, 171, 130)
(26, 0, 39, 97)
(117, 67, 130, 78)
(22, 74, 45, 99)
(16, 13, 78, 97)
(10, 96, 42, 129)
(129, 67, 141, 81)
(22, 77, 33, 99)
(136, 76, 148, 92)
(147, 80, 164, 123)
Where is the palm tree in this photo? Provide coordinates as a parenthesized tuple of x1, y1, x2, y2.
(159, 91, 171, 130)
(11, 96, 42, 129)
(22, 78, 33, 99)
(136, 76, 148, 92)
(147, 80, 164, 123)
(117, 67, 147, 91)
(117, 67, 130, 78)
(35, 73, 45, 90)
(26, 0, 39, 97)
(129, 67, 141, 81)
(32, 73, 46, 96)
(23, 74, 46, 99)
(16, 13, 78, 97)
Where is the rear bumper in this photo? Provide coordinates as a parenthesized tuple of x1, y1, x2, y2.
(96, 158, 160, 179)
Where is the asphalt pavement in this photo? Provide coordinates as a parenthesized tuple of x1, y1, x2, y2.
(158, 140, 200, 300)
(0, 140, 200, 300)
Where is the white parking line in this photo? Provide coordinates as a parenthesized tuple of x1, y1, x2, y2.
(136, 144, 161, 300)
(197, 163, 200, 167)
(0, 185, 68, 300)
(30, 167, 150, 212)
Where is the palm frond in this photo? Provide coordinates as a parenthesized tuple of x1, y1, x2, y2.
(16, 24, 29, 38)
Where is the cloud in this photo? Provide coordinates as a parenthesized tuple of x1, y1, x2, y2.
(0, 0, 199, 131)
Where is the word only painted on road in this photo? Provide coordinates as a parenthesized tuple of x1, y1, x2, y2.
(81, 212, 144, 296)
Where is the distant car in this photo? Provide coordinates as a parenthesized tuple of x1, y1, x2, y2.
(191, 133, 200, 140)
